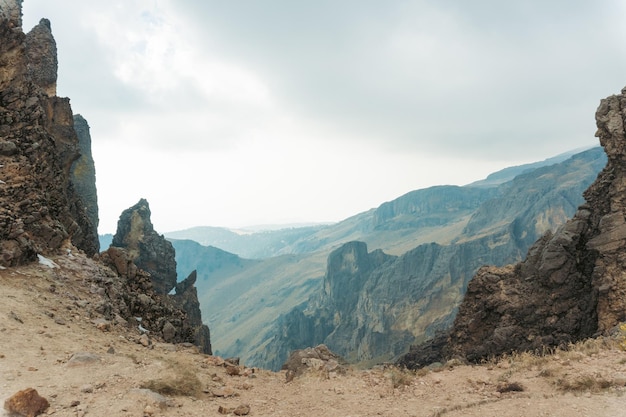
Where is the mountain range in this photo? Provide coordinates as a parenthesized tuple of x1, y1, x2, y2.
(164, 146, 606, 369)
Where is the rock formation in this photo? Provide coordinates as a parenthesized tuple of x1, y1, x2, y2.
(71, 114, 99, 252)
(171, 270, 212, 354)
(0, 1, 98, 266)
(111, 199, 176, 295)
(282, 344, 347, 380)
(104, 199, 211, 354)
(24, 17, 57, 97)
(400, 86, 626, 368)
(4, 387, 49, 417)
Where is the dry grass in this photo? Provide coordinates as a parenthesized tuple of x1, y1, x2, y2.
(493, 336, 618, 374)
(140, 360, 202, 397)
(430, 399, 499, 417)
(555, 374, 614, 393)
(618, 323, 626, 351)
(481, 336, 626, 396)
(387, 367, 415, 388)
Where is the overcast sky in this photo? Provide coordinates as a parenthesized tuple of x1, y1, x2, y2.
(21, 0, 626, 234)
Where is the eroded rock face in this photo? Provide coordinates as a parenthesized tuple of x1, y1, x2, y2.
(401, 86, 626, 367)
(70, 114, 99, 254)
(0, 2, 98, 266)
(105, 199, 211, 354)
(111, 199, 176, 295)
(24, 17, 57, 96)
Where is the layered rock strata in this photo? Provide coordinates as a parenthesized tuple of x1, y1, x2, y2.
(400, 86, 626, 368)
(0, 2, 98, 265)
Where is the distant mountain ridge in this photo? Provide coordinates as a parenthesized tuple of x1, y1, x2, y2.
(164, 225, 327, 259)
(466, 146, 593, 188)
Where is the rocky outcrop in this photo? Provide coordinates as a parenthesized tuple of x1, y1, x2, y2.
(105, 199, 211, 354)
(171, 270, 212, 354)
(111, 199, 176, 294)
(400, 86, 626, 368)
(24, 17, 56, 97)
(99, 246, 197, 348)
(0, 1, 98, 266)
(282, 344, 347, 380)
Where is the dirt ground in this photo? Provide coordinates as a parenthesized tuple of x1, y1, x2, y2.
(1, 253, 625, 417)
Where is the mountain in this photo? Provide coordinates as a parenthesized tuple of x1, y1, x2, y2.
(169, 239, 259, 288)
(250, 147, 607, 370)
(165, 225, 327, 259)
(466, 147, 592, 188)
(171, 147, 605, 368)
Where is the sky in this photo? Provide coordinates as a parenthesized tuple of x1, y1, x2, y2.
(21, 0, 626, 234)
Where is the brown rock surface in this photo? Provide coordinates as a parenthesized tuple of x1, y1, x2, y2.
(4, 388, 49, 417)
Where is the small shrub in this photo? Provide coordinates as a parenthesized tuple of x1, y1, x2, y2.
(496, 381, 525, 393)
(619, 323, 626, 351)
(537, 368, 556, 378)
(388, 367, 414, 388)
(141, 362, 202, 396)
(496, 370, 513, 382)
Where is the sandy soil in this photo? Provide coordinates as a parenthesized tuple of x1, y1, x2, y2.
(1, 253, 625, 417)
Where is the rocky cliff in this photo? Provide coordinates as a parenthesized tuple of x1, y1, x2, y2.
(104, 199, 211, 354)
(0, 1, 98, 266)
(252, 147, 606, 370)
(111, 199, 176, 295)
(70, 114, 99, 251)
(400, 87, 626, 368)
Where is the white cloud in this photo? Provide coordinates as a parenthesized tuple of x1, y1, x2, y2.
(21, 0, 624, 234)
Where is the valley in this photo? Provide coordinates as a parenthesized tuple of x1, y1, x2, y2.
(168, 147, 606, 369)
